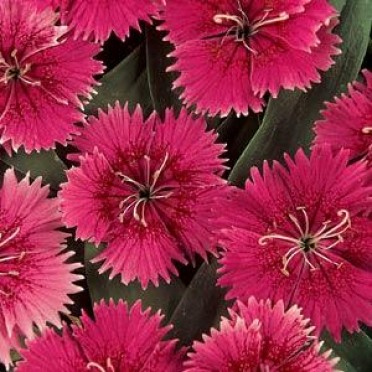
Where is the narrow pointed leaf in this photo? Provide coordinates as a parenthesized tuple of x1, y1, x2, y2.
(323, 330, 372, 371)
(0, 149, 66, 192)
(85, 243, 186, 321)
(146, 25, 182, 116)
(85, 45, 153, 116)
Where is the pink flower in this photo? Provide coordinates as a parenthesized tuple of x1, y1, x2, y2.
(59, 0, 159, 43)
(314, 70, 372, 163)
(0, 169, 82, 368)
(17, 300, 184, 371)
(218, 145, 372, 341)
(28, 0, 60, 9)
(0, 0, 103, 153)
(184, 297, 338, 371)
(60, 104, 227, 288)
(161, 0, 341, 117)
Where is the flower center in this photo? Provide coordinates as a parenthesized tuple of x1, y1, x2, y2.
(0, 50, 38, 86)
(259, 207, 351, 276)
(116, 153, 174, 227)
(0, 49, 68, 122)
(213, 1, 289, 53)
(87, 358, 115, 372)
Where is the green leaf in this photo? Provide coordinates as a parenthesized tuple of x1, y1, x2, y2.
(229, 0, 372, 187)
(323, 330, 372, 371)
(217, 113, 261, 175)
(85, 243, 186, 321)
(146, 25, 182, 117)
(85, 45, 153, 117)
(0, 149, 66, 192)
(330, 0, 348, 11)
(168, 259, 228, 346)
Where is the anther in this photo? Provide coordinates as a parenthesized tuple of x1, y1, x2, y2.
(362, 127, 372, 134)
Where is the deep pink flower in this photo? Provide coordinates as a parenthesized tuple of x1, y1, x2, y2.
(218, 145, 372, 341)
(0, 0, 103, 153)
(17, 300, 184, 371)
(0, 169, 82, 368)
(59, 0, 159, 44)
(161, 0, 341, 117)
(314, 70, 372, 163)
(60, 104, 227, 288)
(185, 297, 338, 371)
(29, 0, 60, 9)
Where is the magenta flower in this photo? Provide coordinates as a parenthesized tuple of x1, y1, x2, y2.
(17, 300, 184, 371)
(218, 145, 372, 341)
(59, 0, 159, 44)
(314, 69, 372, 163)
(0, 169, 82, 368)
(60, 104, 227, 288)
(161, 0, 341, 117)
(29, 0, 60, 9)
(0, 0, 103, 153)
(184, 297, 338, 371)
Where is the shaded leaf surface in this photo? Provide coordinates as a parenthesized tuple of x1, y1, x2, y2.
(85, 243, 186, 321)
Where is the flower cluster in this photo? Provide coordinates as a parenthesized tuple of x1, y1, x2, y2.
(0, 0, 370, 370)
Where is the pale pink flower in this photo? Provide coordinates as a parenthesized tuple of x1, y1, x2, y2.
(218, 145, 372, 341)
(0, 0, 103, 153)
(185, 297, 338, 371)
(60, 104, 227, 288)
(0, 169, 82, 368)
(17, 300, 184, 371)
(161, 0, 341, 117)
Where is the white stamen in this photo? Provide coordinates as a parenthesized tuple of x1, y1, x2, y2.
(259, 208, 351, 276)
(86, 358, 115, 372)
(151, 152, 169, 191)
(0, 227, 20, 248)
(362, 127, 372, 134)
(213, 14, 244, 28)
(117, 153, 173, 227)
(250, 12, 289, 33)
(312, 210, 350, 241)
(86, 362, 106, 372)
(212, 5, 289, 53)
(259, 234, 299, 246)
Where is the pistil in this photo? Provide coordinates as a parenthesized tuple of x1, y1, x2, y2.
(212, 1, 289, 52)
(87, 358, 115, 372)
(117, 153, 174, 227)
(259, 208, 350, 276)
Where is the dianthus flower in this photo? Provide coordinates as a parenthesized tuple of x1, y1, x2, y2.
(185, 297, 338, 371)
(314, 70, 372, 164)
(161, 0, 341, 117)
(0, 0, 103, 153)
(60, 104, 227, 288)
(218, 145, 372, 341)
(0, 169, 82, 368)
(59, 0, 159, 44)
(17, 300, 184, 371)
